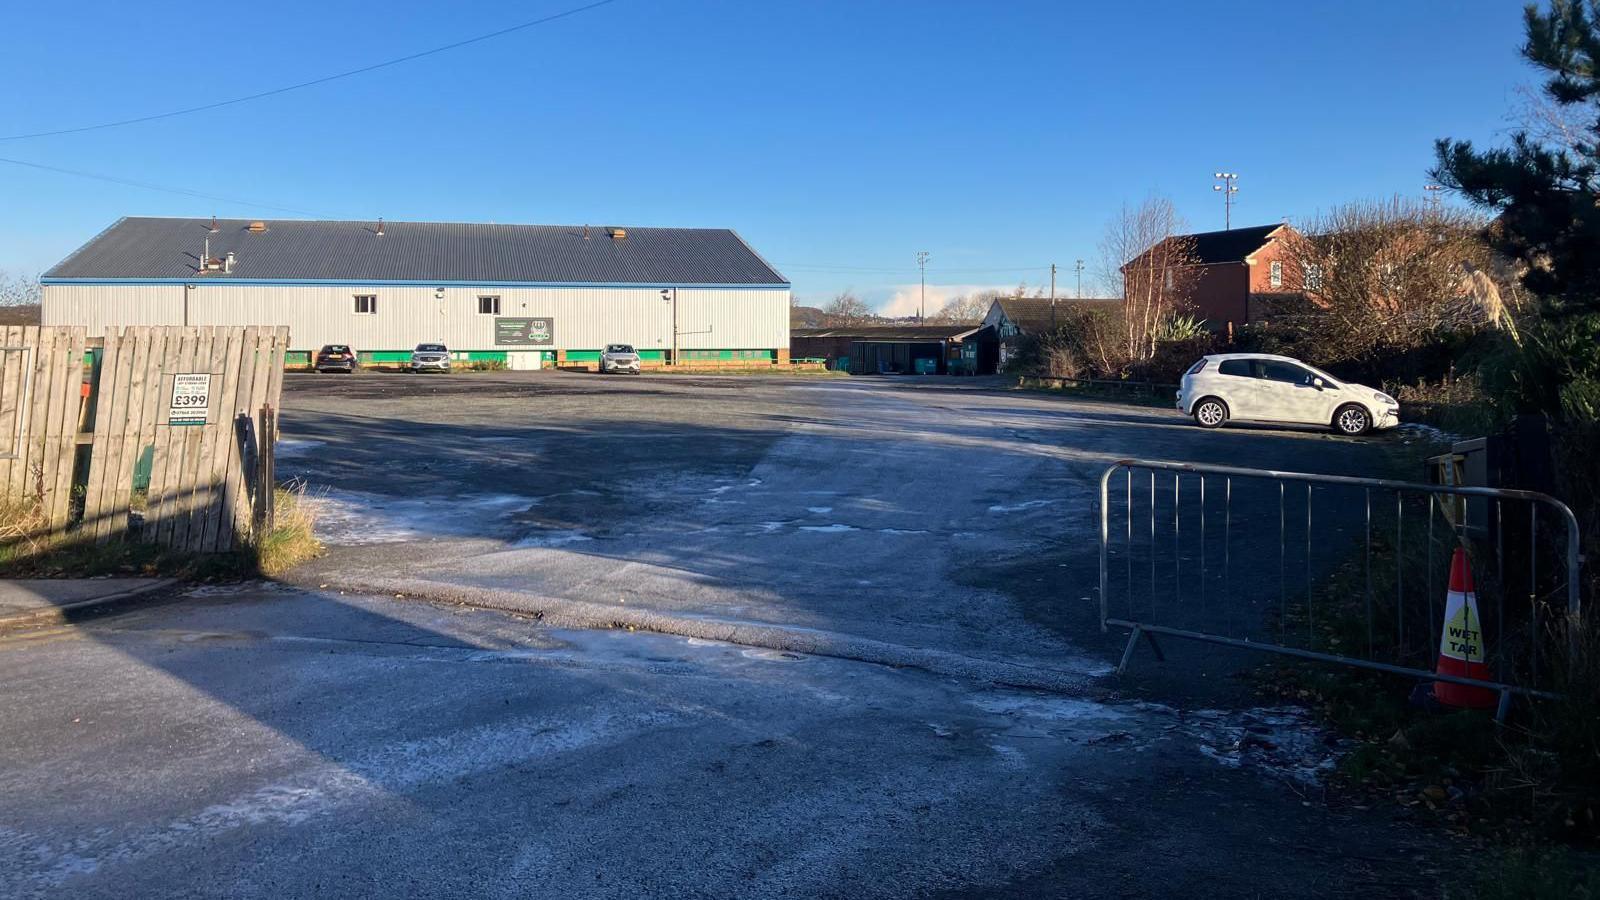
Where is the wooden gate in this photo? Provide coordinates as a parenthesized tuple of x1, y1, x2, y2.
(0, 325, 288, 552)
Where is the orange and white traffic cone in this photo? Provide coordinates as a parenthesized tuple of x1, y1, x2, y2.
(1430, 547, 1498, 709)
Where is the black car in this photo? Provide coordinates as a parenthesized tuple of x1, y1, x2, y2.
(314, 344, 360, 373)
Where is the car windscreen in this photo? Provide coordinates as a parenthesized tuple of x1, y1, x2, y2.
(323, 345, 350, 353)
(417, 344, 446, 353)
(607, 345, 635, 353)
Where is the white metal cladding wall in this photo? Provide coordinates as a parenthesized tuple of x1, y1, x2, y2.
(42, 283, 791, 350)
(42, 283, 185, 331)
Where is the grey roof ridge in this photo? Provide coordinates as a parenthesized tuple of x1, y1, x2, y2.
(726, 228, 789, 285)
(43, 215, 128, 278)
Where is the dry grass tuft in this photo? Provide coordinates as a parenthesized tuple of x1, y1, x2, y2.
(253, 482, 323, 576)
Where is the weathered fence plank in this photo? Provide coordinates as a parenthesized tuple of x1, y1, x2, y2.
(85, 328, 128, 541)
(154, 328, 202, 549)
(0, 326, 23, 497)
(200, 327, 248, 552)
(44, 329, 84, 530)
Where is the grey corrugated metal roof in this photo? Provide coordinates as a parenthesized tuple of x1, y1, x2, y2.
(44, 217, 789, 285)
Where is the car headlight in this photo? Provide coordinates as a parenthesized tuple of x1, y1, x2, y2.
(1377, 393, 1398, 407)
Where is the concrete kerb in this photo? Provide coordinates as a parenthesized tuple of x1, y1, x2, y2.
(0, 577, 182, 630)
(295, 574, 1103, 696)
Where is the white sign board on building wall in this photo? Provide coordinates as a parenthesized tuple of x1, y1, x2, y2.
(168, 373, 212, 426)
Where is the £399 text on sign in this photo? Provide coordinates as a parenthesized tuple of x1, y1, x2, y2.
(168, 373, 212, 426)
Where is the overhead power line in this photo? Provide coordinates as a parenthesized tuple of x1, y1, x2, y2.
(0, 155, 333, 217)
(778, 263, 1053, 275)
(0, 0, 619, 142)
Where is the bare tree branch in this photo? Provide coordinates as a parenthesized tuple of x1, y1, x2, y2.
(0, 271, 41, 307)
(821, 291, 874, 327)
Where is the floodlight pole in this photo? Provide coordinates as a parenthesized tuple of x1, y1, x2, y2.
(1074, 259, 1085, 298)
(1213, 172, 1239, 230)
(1424, 183, 1444, 214)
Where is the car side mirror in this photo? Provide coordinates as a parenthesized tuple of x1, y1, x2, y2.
(1313, 377, 1325, 390)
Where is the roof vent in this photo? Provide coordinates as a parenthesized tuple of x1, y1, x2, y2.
(583, 224, 590, 240)
(248, 221, 268, 233)
(208, 215, 219, 233)
(224, 251, 235, 274)
(609, 227, 627, 241)
(375, 217, 384, 237)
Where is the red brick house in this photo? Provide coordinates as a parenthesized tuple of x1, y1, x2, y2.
(1123, 223, 1305, 332)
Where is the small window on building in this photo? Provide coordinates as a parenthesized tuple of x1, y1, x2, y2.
(478, 295, 501, 315)
(1304, 264, 1323, 291)
(1269, 261, 1283, 289)
(353, 294, 377, 315)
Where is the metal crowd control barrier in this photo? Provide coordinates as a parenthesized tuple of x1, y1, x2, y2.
(1098, 459, 1582, 718)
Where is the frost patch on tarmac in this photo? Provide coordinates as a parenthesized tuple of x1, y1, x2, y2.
(988, 499, 1060, 513)
(0, 709, 681, 894)
(275, 439, 326, 458)
(799, 524, 859, 534)
(969, 693, 1342, 786)
(305, 489, 534, 544)
(968, 691, 1130, 723)
(511, 530, 595, 549)
(1177, 706, 1343, 787)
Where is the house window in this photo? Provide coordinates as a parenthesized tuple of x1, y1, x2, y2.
(353, 294, 377, 315)
(478, 295, 501, 315)
(1269, 261, 1283, 288)
(1303, 264, 1323, 291)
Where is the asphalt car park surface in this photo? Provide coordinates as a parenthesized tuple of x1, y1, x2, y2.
(280, 371, 1413, 701)
(0, 583, 1460, 898)
(0, 371, 1462, 897)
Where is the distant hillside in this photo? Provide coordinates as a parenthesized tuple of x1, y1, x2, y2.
(791, 305, 827, 328)
(0, 305, 40, 326)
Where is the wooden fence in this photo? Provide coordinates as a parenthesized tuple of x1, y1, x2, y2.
(0, 325, 287, 552)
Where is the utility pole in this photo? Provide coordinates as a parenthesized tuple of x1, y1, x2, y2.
(916, 251, 930, 320)
(1213, 172, 1239, 230)
(1074, 259, 1085, 298)
(1049, 263, 1058, 328)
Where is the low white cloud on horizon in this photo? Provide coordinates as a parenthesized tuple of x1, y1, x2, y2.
(874, 283, 1018, 317)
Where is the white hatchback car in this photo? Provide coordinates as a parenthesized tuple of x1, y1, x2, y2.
(1176, 353, 1400, 436)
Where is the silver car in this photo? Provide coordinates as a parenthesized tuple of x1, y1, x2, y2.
(407, 343, 451, 373)
(599, 343, 641, 375)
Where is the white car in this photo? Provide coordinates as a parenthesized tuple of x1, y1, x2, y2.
(599, 343, 641, 375)
(1176, 353, 1400, 436)
(407, 343, 451, 373)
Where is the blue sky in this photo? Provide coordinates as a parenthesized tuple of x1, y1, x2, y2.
(0, 0, 1535, 312)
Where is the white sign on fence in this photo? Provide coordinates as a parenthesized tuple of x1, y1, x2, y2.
(169, 373, 212, 426)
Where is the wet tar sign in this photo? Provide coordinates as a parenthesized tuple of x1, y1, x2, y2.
(169, 373, 211, 426)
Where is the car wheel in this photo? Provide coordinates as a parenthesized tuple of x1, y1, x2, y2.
(1193, 397, 1228, 429)
(1334, 404, 1371, 436)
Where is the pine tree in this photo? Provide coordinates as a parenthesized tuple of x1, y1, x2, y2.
(1433, 0, 1600, 415)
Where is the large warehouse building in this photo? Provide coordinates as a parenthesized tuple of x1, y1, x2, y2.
(42, 217, 791, 368)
